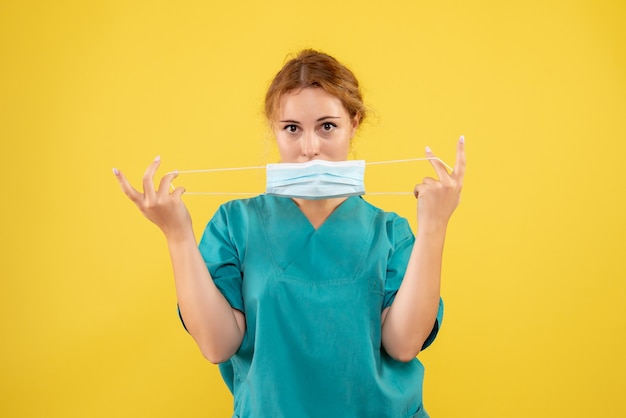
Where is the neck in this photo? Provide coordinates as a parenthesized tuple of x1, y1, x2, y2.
(291, 197, 348, 229)
(292, 196, 347, 210)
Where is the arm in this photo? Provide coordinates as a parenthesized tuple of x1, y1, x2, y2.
(381, 223, 445, 362)
(114, 157, 245, 364)
(381, 137, 466, 362)
(167, 232, 246, 364)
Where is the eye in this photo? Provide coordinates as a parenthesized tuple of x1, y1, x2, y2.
(321, 122, 336, 132)
(283, 124, 299, 133)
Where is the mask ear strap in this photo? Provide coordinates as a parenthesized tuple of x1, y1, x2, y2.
(366, 157, 453, 172)
(366, 192, 412, 195)
(167, 165, 265, 175)
(173, 191, 259, 196)
(168, 157, 454, 195)
(168, 165, 266, 193)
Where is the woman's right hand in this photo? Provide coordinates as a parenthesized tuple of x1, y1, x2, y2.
(113, 156, 192, 241)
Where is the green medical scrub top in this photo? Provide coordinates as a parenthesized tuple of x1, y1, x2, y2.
(195, 195, 443, 418)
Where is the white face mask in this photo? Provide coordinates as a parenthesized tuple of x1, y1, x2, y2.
(168, 157, 452, 197)
(265, 160, 365, 200)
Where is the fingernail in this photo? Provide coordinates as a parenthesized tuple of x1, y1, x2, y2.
(425, 146, 432, 153)
(459, 135, 465, 144)
(173, 169, 179, 175)
(154, 155, 161, 162)
(112, 168, 119, 176)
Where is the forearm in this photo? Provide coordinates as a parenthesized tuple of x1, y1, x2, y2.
(381, 223, 446, 361)
(113, 159, 245, 362)
(167, 231, 245, 363)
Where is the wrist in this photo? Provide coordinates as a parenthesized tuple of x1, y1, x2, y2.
(417, 217, 448, 235)
(416, 218, 448, 236)
(164, 225, 196, 246)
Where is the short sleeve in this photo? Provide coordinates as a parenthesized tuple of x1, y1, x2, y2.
(197, 205, 245, 312)
(382, 217, 415, 310)
(382, 215, 444, 351)
(421, 297, 444, 351)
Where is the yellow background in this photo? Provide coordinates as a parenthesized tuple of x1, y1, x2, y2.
(1, 0, 625, 417)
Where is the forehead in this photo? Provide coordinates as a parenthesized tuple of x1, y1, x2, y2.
(278, 87, 348, 120)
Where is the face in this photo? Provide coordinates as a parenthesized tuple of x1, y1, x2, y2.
(273, 87, 359, 163)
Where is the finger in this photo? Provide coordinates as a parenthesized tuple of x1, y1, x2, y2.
(113, 168, 143, 205)
(414, 178, 438, 196)
(425, 146, 451, 180)
(171, 186, 186, 200)
(413, 183, 424, 199)
(452, 135, 466, 184)
(142, 156, 161, 200)
(157, 170, 179, 197)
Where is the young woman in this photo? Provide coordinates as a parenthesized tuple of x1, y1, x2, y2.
(114, 49, 465, 418)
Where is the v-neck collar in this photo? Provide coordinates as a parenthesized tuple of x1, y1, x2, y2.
(286, 196, 356, 231)
(257, 195, 373, 278)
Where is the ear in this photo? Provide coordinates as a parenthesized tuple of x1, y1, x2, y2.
(350, 114, 360, 137)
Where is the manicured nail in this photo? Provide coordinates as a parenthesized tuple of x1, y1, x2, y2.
(154, 155, 161, 162)
(459, 135, 465, 144)
(112, 167, 119, 176)
(425, 146, 432, 153)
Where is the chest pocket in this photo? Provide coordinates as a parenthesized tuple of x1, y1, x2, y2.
(270, 226, 375, 286)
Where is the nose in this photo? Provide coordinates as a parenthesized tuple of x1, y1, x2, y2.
(301, 132, 320, 158)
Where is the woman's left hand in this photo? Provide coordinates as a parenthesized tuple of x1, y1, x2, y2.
(413, 136, 466, 229)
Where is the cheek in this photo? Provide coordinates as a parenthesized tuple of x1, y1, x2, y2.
(334, 131, 353, 147)
(275, 136, 298, 157)
(324, 136, 351, 158)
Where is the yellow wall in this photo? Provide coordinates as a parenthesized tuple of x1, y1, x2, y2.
(1, 0, 625, 416)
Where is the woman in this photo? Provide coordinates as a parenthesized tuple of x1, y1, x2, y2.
(114, 49, 465, 417)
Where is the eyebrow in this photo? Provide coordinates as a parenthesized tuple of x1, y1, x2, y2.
(279, 116, 342, 123)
